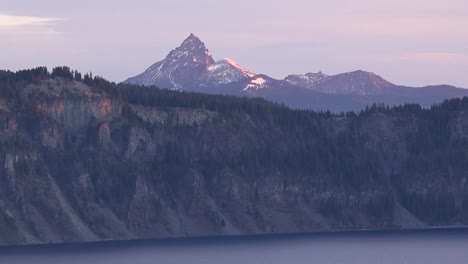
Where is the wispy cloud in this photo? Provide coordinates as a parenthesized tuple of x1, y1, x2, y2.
(0, 14, 61, 27)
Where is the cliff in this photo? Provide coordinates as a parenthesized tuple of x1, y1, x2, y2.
(1, 69, 467, 245)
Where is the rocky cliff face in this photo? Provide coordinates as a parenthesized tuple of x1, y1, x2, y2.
(1, 73, 468, 245)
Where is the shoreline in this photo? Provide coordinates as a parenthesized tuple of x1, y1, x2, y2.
(1, 226, 468, 254)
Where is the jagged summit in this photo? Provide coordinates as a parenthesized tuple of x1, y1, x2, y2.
(124, 34, 215, 88)
(183, 33, 202, 44)
(164, 33, 214, 67)
(175, 33, 210, 55)
(187, 33, 198, 40)
(125, 34, 262, 91)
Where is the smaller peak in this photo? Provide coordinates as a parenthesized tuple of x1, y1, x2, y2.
(221, 58, 256, 78)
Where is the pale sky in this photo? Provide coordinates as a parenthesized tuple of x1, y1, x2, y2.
(1, 0, 468, 87)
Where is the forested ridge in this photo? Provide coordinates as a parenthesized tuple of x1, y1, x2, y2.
(0, 67, 467, 245)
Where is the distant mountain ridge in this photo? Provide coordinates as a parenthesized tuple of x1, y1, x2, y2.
(125, 34, 468, 112)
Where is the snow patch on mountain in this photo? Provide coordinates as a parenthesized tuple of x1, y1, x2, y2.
(203, 58, 257, 85)
(245, 77, 267, 90)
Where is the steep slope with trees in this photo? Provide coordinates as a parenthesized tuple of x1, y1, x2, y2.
(1, 67, 468, 245)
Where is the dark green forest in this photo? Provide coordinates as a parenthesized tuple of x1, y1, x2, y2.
(1, 67, 468, 244)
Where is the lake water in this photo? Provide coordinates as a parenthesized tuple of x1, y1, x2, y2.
(1, 228, 468, 264)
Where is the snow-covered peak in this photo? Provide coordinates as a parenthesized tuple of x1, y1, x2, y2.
(164, 34, 214, 66)
(124, 34, 215, 88)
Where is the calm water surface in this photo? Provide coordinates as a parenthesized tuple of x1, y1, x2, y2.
(1, 229, 468, 264)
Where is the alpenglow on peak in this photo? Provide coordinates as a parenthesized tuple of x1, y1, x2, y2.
(124, 34, 216, 88)
(124, 34, 261, 91)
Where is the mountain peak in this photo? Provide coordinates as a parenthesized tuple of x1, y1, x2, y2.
(181, 33, 203, 46)
(166, 33, 213, 64)
(124, 34, 215, 88)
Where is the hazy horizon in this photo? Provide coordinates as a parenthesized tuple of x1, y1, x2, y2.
(1, 0, 467, 87)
